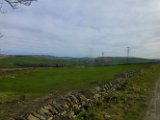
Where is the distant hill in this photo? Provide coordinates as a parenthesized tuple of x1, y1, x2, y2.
(94, 57, 157, 66)
(0, 55, 89, 68)
(0, 55, 158, 68)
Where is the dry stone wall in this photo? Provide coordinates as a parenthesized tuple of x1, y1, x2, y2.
(15, 70, 141, 120)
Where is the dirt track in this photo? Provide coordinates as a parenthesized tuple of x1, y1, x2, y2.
(144, 77, 160, 120)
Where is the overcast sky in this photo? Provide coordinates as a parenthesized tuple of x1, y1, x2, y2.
(0, 0, 160, 58)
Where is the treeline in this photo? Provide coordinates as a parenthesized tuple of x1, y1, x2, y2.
(15, 63, 65, 68)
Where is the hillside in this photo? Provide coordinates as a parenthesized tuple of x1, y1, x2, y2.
(94, 57, 156, 66)
(0, 55, 157, 68)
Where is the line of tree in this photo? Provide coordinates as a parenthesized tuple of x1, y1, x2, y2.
(15, 63, 65, 68)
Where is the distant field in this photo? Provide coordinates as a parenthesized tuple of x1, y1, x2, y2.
(0, 55, 94, 68)
(0, 64, 143, 103)
(0, 55, 155, 68)
(0, 55, 72, 68)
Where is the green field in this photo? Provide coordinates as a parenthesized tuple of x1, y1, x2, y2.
(0, 64, 143, 102)
(0, 62, 159, 119)
(0, 64, 145, 119)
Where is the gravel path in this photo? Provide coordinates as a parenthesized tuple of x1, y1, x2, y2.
(144, 78, 160, 120)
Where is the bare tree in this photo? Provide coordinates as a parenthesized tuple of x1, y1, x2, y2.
(4, 0, 36, 9)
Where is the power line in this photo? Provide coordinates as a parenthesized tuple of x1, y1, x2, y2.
(127, 47, 130, 57)
(102, 52, 104, 57)
(126, 47, 130, 63)
(101, 52, 105, 66)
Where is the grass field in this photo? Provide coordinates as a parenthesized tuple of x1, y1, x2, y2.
(0, 64, 145, 119)
(0, 64, 143, 103)
(0, 63, 158, 119)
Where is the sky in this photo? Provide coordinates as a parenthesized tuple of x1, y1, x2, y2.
(0, 0, 160, 58)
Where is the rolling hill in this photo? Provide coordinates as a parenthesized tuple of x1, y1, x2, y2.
(0, 55, 158, 68)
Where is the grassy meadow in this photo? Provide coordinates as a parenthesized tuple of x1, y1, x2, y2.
(0, 64, 143, 103)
